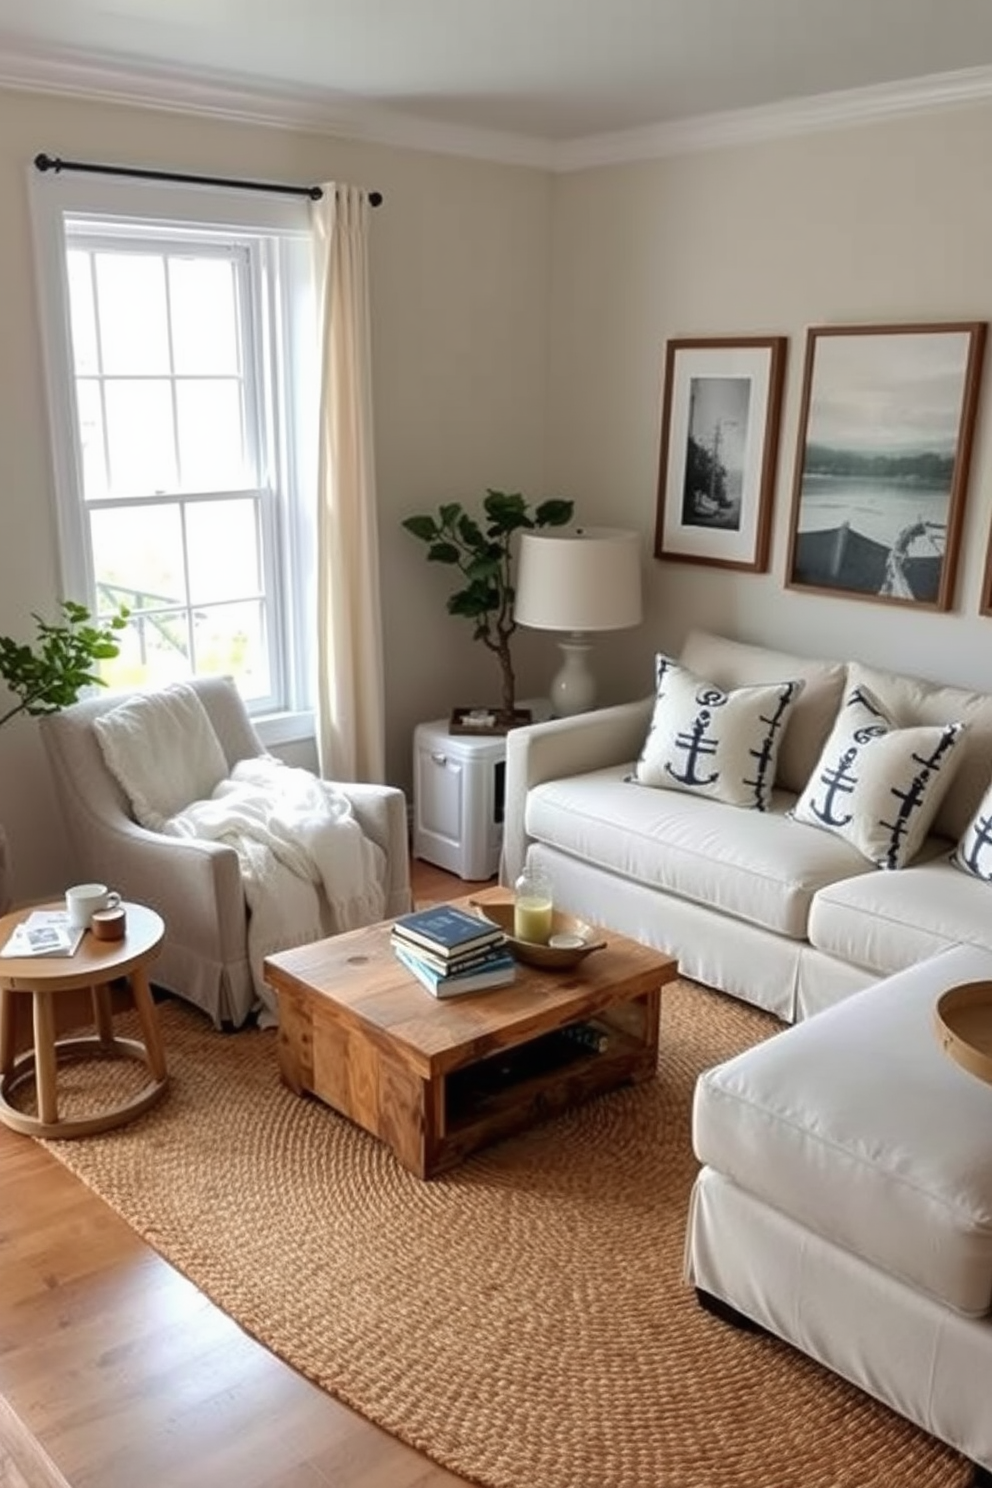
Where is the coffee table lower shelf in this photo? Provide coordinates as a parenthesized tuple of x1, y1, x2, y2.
(277, 989, 660, 1179)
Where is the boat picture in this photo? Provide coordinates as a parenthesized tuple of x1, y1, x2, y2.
(786, 322, 985, 611)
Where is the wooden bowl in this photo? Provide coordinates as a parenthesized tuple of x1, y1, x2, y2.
(469, 899, 606, 970)
(934, 980, 992, 1086)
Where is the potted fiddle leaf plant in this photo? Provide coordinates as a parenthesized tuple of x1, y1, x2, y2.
(402, 488, 573, 730)
(0, 599, 129, 910)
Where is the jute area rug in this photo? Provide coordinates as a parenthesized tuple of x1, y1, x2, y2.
(33, 981, 969, 1488)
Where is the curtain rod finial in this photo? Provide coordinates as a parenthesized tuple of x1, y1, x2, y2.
(368, 190, 383, 207)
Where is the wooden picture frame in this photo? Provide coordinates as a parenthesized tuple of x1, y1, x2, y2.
(785, 322, 987, 610)
(982, 522, 992, 618)
(654, 336, 787, 571)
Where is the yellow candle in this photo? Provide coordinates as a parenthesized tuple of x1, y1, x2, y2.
(514, 897, 553, 944)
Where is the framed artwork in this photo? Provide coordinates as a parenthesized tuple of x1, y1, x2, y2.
(785, 322, 987, 611)
(654, 336, 787, 571)
(982, 524, 992, 618)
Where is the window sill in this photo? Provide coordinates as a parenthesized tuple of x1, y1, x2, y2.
(255, 710, 315, 748)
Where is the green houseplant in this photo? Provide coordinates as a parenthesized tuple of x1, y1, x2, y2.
(0, 600, 128, 911)
(0, 600, 128, 730)
(402, 489, 573, 724)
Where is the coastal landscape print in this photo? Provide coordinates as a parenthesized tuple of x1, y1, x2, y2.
(655, 336, 786, 571)
(787, 323, 986, 610)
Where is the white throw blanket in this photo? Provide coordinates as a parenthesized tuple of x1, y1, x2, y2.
(163, 757, 386, 1024)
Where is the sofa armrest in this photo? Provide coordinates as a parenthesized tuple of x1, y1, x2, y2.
(335, 782, 412, 917)
(501, 697, 653, 884)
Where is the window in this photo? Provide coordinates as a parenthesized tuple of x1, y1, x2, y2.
(31, 175, 317, 734)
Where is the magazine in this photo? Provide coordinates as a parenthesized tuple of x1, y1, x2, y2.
(0, 909, 86, 959)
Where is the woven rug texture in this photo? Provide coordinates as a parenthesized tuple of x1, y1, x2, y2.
(35, 980, 969, 1488)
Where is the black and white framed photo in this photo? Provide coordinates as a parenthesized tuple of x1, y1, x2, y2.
(654, 336, 787, 571)
(786, 322, 987, 610)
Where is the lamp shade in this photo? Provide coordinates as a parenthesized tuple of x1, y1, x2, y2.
(514, 527, 643, 633)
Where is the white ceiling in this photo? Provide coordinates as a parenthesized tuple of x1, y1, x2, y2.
(3, 0, 992, 158)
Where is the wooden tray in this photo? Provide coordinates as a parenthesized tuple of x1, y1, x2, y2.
(934, 980, 992, 1086)
(469, 899, 606, 970)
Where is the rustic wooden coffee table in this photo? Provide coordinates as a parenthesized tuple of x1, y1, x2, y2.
(263, 889, 677, 1178)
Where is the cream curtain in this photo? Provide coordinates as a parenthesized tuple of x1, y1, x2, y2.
(311, 184, 385, 783)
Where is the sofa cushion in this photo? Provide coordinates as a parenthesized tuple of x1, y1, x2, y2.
(847, 659, 992, 842)
(632, 654, 804, 810)
(808, 856, 992, 972)
(525, 765, 874, 938)
(693, 946, 992, 1316)
(953, 776, 992, 884)
(792, 683, 966, 869)
(680, 629, 846, 794)
(93, 683, 229, 832)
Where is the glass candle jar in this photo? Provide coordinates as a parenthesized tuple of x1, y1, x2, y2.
(513, 864, 554, 944)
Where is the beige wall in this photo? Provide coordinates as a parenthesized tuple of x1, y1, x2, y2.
(0, 86, 552, 898)
(545, 103, 992, 706)
(5, 82, 992, 901)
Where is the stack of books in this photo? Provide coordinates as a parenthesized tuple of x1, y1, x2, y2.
(391, 903, 516, 998)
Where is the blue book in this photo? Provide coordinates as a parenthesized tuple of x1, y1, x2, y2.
(393, 941, 517, 998)
(392, 903, 504, 960)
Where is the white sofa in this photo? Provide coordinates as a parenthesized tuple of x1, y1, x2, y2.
(502, 629, 992, 1023)
(688, 945, 992, 1475)
(504, 629, 992, 1473)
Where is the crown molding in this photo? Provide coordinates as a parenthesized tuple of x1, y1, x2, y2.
(2, 41, 992, 174)
(552, 63, 992, 170)
(0, 42, 557, 169)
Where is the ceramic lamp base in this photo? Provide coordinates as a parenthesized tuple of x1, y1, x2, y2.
(550, 636, 596, 717)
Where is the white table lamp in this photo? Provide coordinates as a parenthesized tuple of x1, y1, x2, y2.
(513, 527, 643, 716)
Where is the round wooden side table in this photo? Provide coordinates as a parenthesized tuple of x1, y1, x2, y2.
(0, 901, 168, 1138)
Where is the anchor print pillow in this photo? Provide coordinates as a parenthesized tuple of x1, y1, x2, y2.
(952, 777, 992, 883)
(632, 655, 805, 809)
(793, 684, 967, 869)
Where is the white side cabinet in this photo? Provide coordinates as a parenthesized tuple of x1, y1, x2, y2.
(412, 719, 508, 881)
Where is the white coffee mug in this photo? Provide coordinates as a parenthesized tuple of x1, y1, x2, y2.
(65, 882, 122, 929)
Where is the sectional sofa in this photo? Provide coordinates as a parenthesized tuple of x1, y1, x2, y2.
(502, 628, 992, 1022)
(502, 627, 992, 1473)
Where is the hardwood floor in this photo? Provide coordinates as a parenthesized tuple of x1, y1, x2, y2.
(0, 861, 494, 1488)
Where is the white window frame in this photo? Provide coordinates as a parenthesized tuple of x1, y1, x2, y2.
(29, 170, 318, 744)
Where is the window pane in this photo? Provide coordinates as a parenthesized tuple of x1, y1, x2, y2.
(95, 254, 170, 375)
(169, 257, 240, 375)
(176, 380, 248, 491)
(193, 601, 269, 699)
(90, 504, 186, 612)
(104, 380, 177, 495)
(99, 609, 193, 693)
(67, 251, 99, 375)
(186, 499, 261, 603)
(75, 379, 108, 500)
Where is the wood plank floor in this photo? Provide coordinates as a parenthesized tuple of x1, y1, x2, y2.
(0, 861, 492, 1488)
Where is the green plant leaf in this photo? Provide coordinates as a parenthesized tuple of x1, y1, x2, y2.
(427, 542, 460, 564)
(401, 515, 438, 542)
(535, 498, 575, 527)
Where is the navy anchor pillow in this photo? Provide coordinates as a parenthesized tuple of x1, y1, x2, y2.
(632, 655, 805, 810)
(793, 683, 967, 870)
(953, 777, 992, 883)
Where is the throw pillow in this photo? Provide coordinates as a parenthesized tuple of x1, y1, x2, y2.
(792, 684, 967, 870)
(94, 683, 229, 833)
(952, 777, 992, 884)
(631, 655, 805, 810)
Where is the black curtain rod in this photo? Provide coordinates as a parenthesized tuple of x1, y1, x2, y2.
(33, 153, 383, 206)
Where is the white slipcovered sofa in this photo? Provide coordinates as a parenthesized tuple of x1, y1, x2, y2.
(502, 629, 992, 1023)
(504, 629, 992, 1472)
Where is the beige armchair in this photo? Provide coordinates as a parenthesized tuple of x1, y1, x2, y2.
(40, 677, 411, 1028)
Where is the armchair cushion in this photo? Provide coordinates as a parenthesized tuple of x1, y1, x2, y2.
(93, 682, 230, 832)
